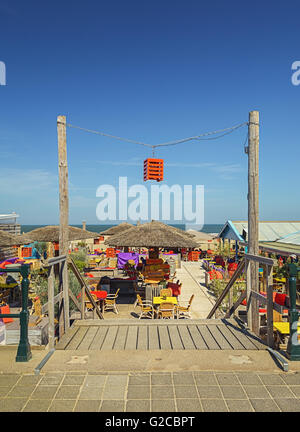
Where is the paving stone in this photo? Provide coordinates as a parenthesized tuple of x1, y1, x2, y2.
(17, 375, 41, 386)
(193, 373, 217, 386)
(126, 400, 150, 412)
(61, 375, 86, 386)
(151, 399, 176, 412)
(84, 375, 107, 387)
(216, 373, 239, 386)
(23, 399, 52, 412)
(102, 385, 126, 400)
(0, 398, 28, 412)
(79, 386, 103, 400)
(0, 386, 14, 397)
(221, 386, 247, 399)
(174, 385, 198, 399)
(274, 398, 300, 412)
(258, 374, 285, 385)
(31, 385, 58, 399)
(0, 375, 21, 387)
(39, 374, 64, 386)
(250, 399, 281, 412)
(55, 385, 81, 400)
(151, 386, 174, 400)
(48, 399, 76, 412)
(243, 385, 271, 399)
(151, 373, 172, 385)
(281, 373, 300, 385)
(128, 374, 150, 386)
(266, 385, 295, 399)
(201, 399, 228, 412)
(106, 375, 128, 387)
(226, 399, 254, 412)
(100, 400, 125, 412)
(197, 386, 222, 399)
(7, 385, 36, 398)
(289, 386, 300, 397)
(127, 385, 150, 399)
(74, 399, 101, 412)
(176, 398, 202, 412)
(173, 372, 195, 385)
(235, 373, 261, 385)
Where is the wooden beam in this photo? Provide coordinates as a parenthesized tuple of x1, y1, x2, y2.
(47, 266, 55, 349)
(207, 258, 245, 319)
(245, 253, 273, 266)
(247, 110, 260, 335)
(225, 290, 247, 319)
(266, 264, 274, 348)
(57, 115, 70, 332)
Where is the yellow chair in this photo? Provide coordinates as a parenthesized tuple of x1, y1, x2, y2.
(84, 292, 100, 312)
(160, 288, 172, 297)
(176, 294, 194, 319)
(103, 288, 120, 314)
(157, 302, 175, 319)
(136, 294, 154, 319)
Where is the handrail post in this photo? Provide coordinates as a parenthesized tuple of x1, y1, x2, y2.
(246, 257, 253, 330)
(48, 266, 55, 349)
(16, 264, 32, 362)
(266, 264, 274, 348)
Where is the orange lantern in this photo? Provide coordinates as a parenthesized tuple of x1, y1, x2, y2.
(143, 158, 164, 182)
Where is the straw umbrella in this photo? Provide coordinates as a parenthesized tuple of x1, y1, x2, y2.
(99, 222, 133, 236)
(0, 230, 33, 247)
(26, 225, 100, 242)
(105, 221, 198, 258)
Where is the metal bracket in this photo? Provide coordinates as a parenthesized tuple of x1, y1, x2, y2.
(267, 347, 289, 372)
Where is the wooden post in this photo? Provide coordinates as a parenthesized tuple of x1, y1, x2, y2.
(48, 266, 55, 349)
(247, 110, 260, 335)
(57, 115, 70, 333)
(266, 264, 274, 348)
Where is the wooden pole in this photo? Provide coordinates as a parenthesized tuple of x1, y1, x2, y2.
(247, 110, 260, 335)
(266, 264, 274, 348)
(57, 115, 70, 333)
(48, 266, 55, 349)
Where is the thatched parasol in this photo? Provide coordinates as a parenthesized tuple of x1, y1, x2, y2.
(100, 222, 134, 236)
(0, 230, 33, 247)
(150, 221, 195, 238)
(105, 221, 198, 248)
(26, 225, 100, 242)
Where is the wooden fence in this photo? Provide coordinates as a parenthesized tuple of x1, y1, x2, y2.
(43, 255, 103, 349)
(207, 253, 280, 348)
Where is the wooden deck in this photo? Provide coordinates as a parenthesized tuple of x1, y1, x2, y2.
(55, 319, 267, 351)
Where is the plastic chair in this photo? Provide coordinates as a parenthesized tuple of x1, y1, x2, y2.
(103, 288, 120, 314)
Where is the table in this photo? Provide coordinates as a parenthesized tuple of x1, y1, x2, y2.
(153, 296, 178, 318)
(86, 290, 107, 314)
(153, 296, 178, 305)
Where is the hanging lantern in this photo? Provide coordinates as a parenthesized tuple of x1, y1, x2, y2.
(143, 158, 164, 182)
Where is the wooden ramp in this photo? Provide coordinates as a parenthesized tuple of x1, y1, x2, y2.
(56, 319, 267, 351)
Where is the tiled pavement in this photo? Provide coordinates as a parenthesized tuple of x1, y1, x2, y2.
(1, 371, 300, 412)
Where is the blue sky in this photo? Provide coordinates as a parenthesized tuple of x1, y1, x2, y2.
(1, 0, 299, 226)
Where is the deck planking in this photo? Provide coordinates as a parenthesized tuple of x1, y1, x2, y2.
(55, 319, 267, 351)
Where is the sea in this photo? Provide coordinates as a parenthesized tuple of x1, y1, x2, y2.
(21, 224, 223, 235)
